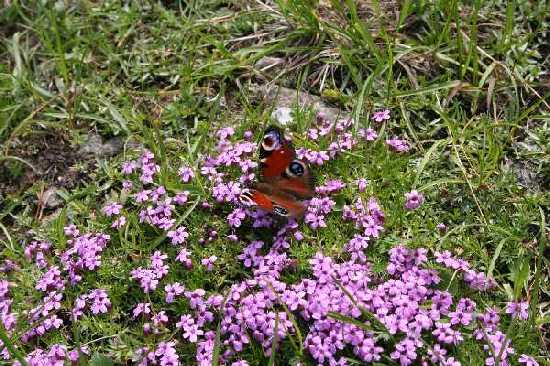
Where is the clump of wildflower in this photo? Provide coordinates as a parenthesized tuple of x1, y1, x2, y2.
(506, 300, 529, 320)
(88, 289, 111, 314)
(14, 345, 89, 366)
(35, 266, 65, 292)
(297, 148, 330, 166)
(342, 197, 384, 238)
(386, 138, 411, 152)
(228, 208, 247, 227)
(130, 251, 169, 293)
(518, 354, 539, 366)
(165, 282, 185, 303)
(122, 161, 137, 174)
(404, 190, 424, 210)
(305, 197, 335, 229)
(237, 240, 264, 268)
(201, 256, 217, 271)
(372, 109, 390, 122)
(178, 166, 195, 183)
(24, 240, 52, 268)
(167, 226, 189, 245)
(140, 150, 160, 184)
(356, 178, 368, 192)
(174, 191, 190, 205)
(102, 202, 123, 217)
(60, 231, 110, 284)
(112, 216, 127, 228)
(483, 331, 514, 366)
(358, 127, 378, 141)
(176, 248, 193, 269)
(316, 179, 345, 195)
(134, 341, 179, 366)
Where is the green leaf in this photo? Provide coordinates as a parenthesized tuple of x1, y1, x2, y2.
(413, 138, 450, 188)
(488, 238, 506, 278)
(417, 178, 464, 192)
(89, 353, 113, 366)
(511, 257, 530, 299)
(267, 312, 279, 366)
(394, 80, 462, 97)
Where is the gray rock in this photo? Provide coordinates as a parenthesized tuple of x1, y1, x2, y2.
(79, 133, 123, 158)
(42, 187, 63, 208)
(263, 86, 348, 123)
(255, 56, 286, 73)
(503, 157, 543, 192)
(271, 107, 293, 126)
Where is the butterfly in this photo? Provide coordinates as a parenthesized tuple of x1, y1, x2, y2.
(239, 126, 315, 218)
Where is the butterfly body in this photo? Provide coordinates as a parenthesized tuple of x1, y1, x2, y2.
(240, 126, 315, 218)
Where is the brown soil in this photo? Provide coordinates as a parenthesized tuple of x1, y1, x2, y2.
(0, 131, 92, 195)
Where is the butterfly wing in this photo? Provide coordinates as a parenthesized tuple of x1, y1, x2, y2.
(258, 126, 315, 199)
(240, 184, 307, 218)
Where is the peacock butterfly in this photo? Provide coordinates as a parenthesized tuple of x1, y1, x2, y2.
(239, 126, 315, 218)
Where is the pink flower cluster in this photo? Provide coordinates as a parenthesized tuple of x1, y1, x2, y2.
(23, 240, 51, 268)
(0, 280, 16, 359)
(72, 288, 111, 320)
(342, 197, 385, 238)
(60, 232, 111, 284)
(131, 251, 169, 293)
(435, 250, 497, 291)
(135, 341, 179, 366)
(13, 344, 88, 366)
(305, 197, 336, 229)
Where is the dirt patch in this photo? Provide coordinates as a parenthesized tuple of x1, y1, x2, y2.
(0, 130, 124, 196)
(0, 132, 88, 195)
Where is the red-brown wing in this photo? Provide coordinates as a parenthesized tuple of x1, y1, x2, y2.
(259, 126, 296, 178)
(239, 185, 307, 218)
(265, 168, 315, 199)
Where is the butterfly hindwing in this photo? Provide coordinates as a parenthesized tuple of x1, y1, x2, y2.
(240, 184, 307, 218)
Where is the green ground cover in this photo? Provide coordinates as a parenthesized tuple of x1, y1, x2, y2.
(0, 1, 548, 365)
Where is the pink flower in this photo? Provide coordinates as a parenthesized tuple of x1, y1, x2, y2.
(386, 138, 410, 152)
(121, 161, 136, 174)
(519, 354, 539, 366)
(176, 248, 193, 269)
(357, 178, 368, 192)
(201, 256, 217, 271)
(111, 216, 126, 228)
(372, 109, 390, 122)
(167, 226, 189, 245)
(88, 289, 111, 314)
(358, 128, 378, 141)
(404, 190, 424, 210)
(102, 202, 122, 217)
(178, 166, 195, 183)
(165, 282, 185, 303)
(174, 191, 190, 205)
(506, 300, 529, 320)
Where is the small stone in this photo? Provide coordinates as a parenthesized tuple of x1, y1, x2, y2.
(79, 133, 123, 158)
(42, 187, 63, 209)
(271, 107, 293, 126)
